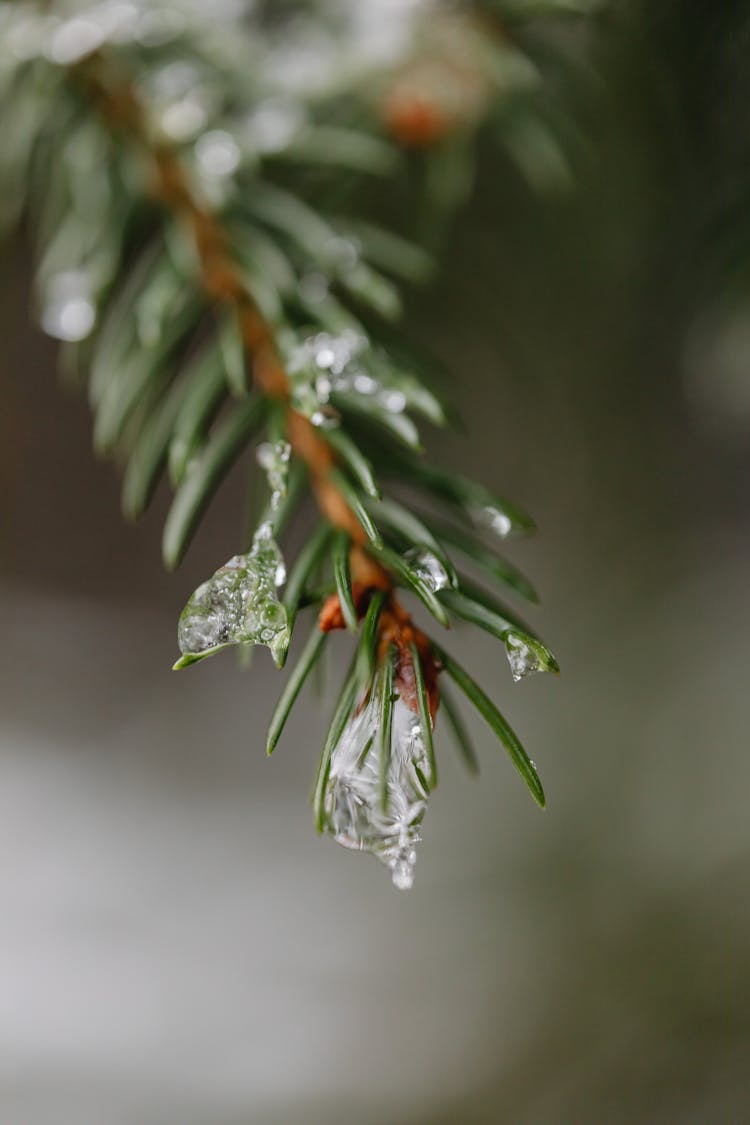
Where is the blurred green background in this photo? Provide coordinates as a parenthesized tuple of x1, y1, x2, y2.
(2, 2, 750, 1122)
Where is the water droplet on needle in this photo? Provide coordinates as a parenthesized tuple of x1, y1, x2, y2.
(323, 689, 432, 889)
(41, 271, 95, 342)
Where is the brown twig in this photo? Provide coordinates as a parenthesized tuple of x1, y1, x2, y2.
(75, 53, 368, 539)
(72, 48, 438, 696)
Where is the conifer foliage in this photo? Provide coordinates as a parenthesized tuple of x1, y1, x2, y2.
(0, 1, 597, 886)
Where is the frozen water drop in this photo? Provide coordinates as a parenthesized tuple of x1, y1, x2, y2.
(41, 271, 95, 342)
(405, 548, 450, 593)
(315, 347, 336, 369)
(195, 130, 240, 177)
(315, 373, 332, 400)
(505, 632, 543, 681)
(178, 522, 289, 664)
(380, 388, 406, 414)
(286, 329, 372, 421)
(477, 504, 513, 538)
(353, 373, 379, 396)
(322, 694, 430, 889)
(161, 97, 208, 141)
(47, 297, 94, 342)
(391, 855, 416, 890)
(256, 440, 291, 509)
(310, 409, 339, 429)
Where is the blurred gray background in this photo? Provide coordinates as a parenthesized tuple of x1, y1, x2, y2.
(2, 3, 750, 1122)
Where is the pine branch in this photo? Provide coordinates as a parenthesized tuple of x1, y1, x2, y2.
(0, 0, 588, 889)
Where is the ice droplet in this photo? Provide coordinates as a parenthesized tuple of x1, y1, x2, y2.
(353, 373, 379, 395)
(256, 440, 291, 510)
(405, 548, 450, 593)
(476, 504, 513, 538)
(41, 271, 95, 342)
(284, 328, 422, 431)
(285, 330, 367, 419)
(177, 522, 289, 665)
(391, 856, 417, 891)
(505, 631, 544, 682)
(310, 408, 339, 429)
(161, 97, 208, 141)
(323, 693, 431, 890)
(195, 130, 241, 177)
(380, 388, 406, 414)
(315, 347, 336, 369)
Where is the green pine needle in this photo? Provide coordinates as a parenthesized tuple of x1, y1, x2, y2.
(266, 626, 328, 755)
(433, 643, 546, 808)
(409, 641, 438, 789)
(355, 590, 385, 684)
(162, 394, 268, 569)
(332, 531, 358, 632)
(377, 649, 396, 812)
(328, 469, 383, 548)
(440, 685, 480, 775)
(282, 522, 334, 644)
(313, 658, 360, 832)
(323, 428, 381, 499)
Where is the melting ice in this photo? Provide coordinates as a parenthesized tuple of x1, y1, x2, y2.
(323, 692, 432, 890)
(256, 439, 291, 510)
(177, 522, 289, 666)
(504, 631, 546, 682)
(475, 504, 513, 539)
(285, 329, 412, 424)
(41, 270, 96, 342)
(405, 547, 450, 593)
